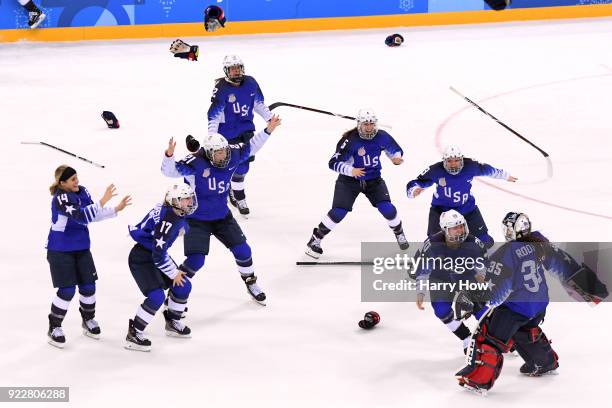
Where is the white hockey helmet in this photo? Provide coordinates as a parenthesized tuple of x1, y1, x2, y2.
(442, 145, 464, 175)
(165, 182, 197, 216)
(203, 133, 231, 168)
(439, 209, 469, 243)
(223, 54, 245, 83)
(356, 108, 378, 140)
(502, 212, 531, 241)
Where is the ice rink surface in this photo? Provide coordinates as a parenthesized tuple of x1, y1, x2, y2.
(1, 16, 612, 407)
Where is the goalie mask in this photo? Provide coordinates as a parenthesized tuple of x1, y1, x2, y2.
(356, 108, 378, 140)
(204, 5, 226, 32)
(203, 133, 231, 168)
(440, 209, 469, 243)
(165, 183, 197, 217)
(223, 55, 245, 84)
(442, 145, 464, 175)
(502, 212, 531, 241)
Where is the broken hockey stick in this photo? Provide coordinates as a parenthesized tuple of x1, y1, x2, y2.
(296, 261, 374, 266)
(449, 86, 553, 179)
(269, 102, 393, 130)
(20, 141, 106, 168)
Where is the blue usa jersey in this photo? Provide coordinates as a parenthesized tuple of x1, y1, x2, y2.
(406, 159, 508, 214)
(484, 231, 573, 318)
(328, 129, 403, 181)
(46, 186, 116, 252)
(161, 129, 272, 221)
(415, 232, 487, 283)
(129, 204, 187, 279)
(207, 76, 272, 141)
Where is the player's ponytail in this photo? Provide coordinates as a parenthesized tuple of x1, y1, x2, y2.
(49, 165, 69, 195)
(342, 127, 358, 139)
(518, 232, 551, 263)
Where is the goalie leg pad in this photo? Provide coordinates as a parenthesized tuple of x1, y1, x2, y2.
(513, 326, 559, 376)
(456, 321, 512, 391)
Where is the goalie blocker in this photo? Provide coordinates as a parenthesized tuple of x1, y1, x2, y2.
(170, 39, 199, 61)
(564, 262, 609, 304)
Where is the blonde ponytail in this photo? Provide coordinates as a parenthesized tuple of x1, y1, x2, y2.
(49, 165, 69, 195)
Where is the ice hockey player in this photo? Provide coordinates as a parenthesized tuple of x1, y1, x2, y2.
(406, 145, 517, 248)
(414, 210, 488, 352)
(46, 165, 131, 348)
(125, 183, 197, 351)
(162, 116, 281, 306)
(305, 108, 408, 258)
(206, 55, 274, 217)
(455, 212, 608, 394)
(17, 0, 46, 29)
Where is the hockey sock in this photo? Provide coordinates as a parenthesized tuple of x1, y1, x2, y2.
(231, 243, 254, 276)
(315, 207, 347, 238)
(167, 279, 192, 320)
(78, 283, 96, 320)
(184, 253, 206, 273)
(231, 173, 246, 201)
(134, 289, 164, 332)
(50, 286, 76, 325)
(446, 320, 472, 348)
(376, 202, 404, 234)
(21, 1, 40, 12)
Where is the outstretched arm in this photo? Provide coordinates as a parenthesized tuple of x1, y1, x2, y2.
(406, 167, 436, 198)
(476, 161, 517, 182)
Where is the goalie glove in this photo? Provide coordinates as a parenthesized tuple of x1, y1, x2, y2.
(170, 39, 199, 61)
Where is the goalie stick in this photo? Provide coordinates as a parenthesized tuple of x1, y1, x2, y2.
(21, 141, 106, 168)
(449, 86, 553, 179)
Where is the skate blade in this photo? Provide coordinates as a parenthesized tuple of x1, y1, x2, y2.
(305, 248, 321, 259)
(83, 329, 100, 340)
(457, 378, 488, 396)
(239, 212, 249, 219)
(30, 13, 46, 29)
(47, 339, 65, 349)
(252, 298, 267, 306)
(165, 331, 192, 338)
(523, 369, 559, 377)
(124, 341, 151, 352)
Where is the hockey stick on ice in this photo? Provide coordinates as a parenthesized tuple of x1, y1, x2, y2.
(449, 87, 553, 178)
(296, 261, 374, 266)
(20, 141, 106, 168)
(269, 102, 393, 130)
